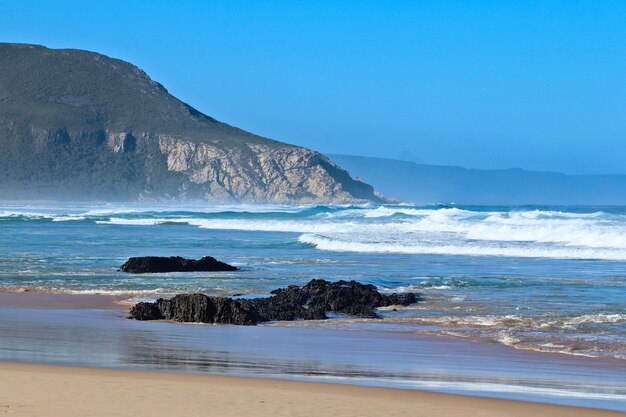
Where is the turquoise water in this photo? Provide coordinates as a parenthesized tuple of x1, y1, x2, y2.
(0, 203, 625, 359)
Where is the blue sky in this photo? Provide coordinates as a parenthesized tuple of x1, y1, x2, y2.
(1, 1, 625, 174)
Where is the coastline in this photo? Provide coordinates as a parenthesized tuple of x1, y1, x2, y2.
(0, 290, 132, 310)
(1, 361, 624, 417)
(2, 203, 625, 363)
(0, 291, 625, 412)
(2, 288, 623, 363)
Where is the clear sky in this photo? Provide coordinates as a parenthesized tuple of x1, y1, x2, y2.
(1, 0, 625, 174)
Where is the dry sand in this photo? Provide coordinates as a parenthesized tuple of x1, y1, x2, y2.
(0, 362, 623, 417)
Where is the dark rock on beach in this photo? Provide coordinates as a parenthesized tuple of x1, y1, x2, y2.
(129, 279, 418, 325)
(268, 279, 416, 318)
(128, 301, 162, 321)
(120, 256, 238, 273)
(156, 294, 258, 325)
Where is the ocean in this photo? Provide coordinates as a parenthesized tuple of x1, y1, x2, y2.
(1, 202, 624, 361)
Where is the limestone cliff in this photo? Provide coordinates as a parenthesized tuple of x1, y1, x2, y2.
(0, 43, 379, 203)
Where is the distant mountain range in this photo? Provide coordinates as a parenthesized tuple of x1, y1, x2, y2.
(0, 43, 378, 203)
(329, 154, 626, 205)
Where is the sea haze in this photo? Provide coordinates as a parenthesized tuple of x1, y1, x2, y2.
(329, 154, 626, 205)
(0, 203, 624, 362)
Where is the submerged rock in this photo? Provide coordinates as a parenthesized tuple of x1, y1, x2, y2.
(120, 256, 238, 273)
(128, 279, 418, 325)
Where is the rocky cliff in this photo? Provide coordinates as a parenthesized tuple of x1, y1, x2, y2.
(0, 43, 379, 203)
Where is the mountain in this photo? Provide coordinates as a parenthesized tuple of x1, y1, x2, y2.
(329, 154, 626, 205)
(0, 43, 378, 203)
(395, 150, 425, 164)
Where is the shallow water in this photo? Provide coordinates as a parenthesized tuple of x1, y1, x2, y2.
(0, 203, 625, 361)
(0, 306, 625, 411)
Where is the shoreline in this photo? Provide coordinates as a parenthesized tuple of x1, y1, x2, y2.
(1, 291, 625, 412)
(1, 288, 625, 367)
(1, 289, 624, 363)
(0, 289, 133, 310)
(1, 361, 623, 417)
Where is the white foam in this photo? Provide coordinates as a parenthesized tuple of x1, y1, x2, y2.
(338, 206, 476, 219)
(497, 331, 521, 346)
(83, 203, 312, 216)
(317, 375, 626, 403)
(399, 379, 626, 402)
(0, 210, 55, 219)
(298, 234, 626, 260)
(96, 217, 186, 226)
(407, 312, 626, 331)
(564, 313, 626, 325)
(9, 204, 626, 261)
(94, 206, 626, 260)
(63, 288, 168, 296)
(51, 215, 86, 222)
(0, 210, 86, 222)
(404, 314, 526, 327)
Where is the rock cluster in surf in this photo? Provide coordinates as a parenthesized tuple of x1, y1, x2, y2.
(129, 279, 418, 325)
(120, 256, 238, 273)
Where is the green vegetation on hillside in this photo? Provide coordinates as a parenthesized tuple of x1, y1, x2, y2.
(0, 43, 377, 202)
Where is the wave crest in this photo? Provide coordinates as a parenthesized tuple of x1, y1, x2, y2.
(4, 204, 626, 260)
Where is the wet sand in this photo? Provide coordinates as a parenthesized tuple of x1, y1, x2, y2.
(1, 292, 625, 413)
(0, 290, 132, 309)
(0, 361, 623, 417)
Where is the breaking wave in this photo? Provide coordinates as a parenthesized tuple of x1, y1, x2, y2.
(297, 234, 626, 260)
(4, 204, 626, 260)
(2, 202, 626, 361)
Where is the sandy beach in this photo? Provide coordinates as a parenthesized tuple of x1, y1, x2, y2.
(0, 294, 625, 412)
(0, 291, 131, 310)
(0, 361, 623, 417)
(2, 2, 626, 415)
